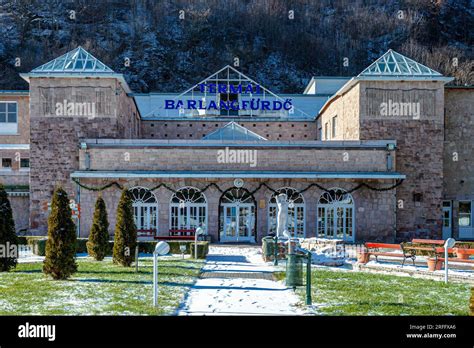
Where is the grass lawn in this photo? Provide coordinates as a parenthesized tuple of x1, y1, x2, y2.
(0, 256, 204, 315)
(296, 269, 472, 315)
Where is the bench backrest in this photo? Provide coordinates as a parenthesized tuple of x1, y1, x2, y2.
(365, 242, 401, 250)
(411, 239, 445, 245)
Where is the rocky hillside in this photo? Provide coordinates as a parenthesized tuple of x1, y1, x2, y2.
(0, 0, 472, 93)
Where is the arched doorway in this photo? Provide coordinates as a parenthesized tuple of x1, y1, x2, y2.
(219, 187, 256, 243)
(268, 187, 305, 238)
(129, 187, 158, 237)
(317, 188, 355, 242)
(170, 187, 208, 233)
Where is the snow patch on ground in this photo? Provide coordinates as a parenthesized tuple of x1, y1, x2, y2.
(178, 245, 308, 315)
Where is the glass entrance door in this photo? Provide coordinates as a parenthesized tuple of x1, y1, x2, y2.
(221, 204, 255, 242)
(442, 201, 452, 240)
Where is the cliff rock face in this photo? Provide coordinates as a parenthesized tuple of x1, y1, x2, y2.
(0, 0, 472, 92)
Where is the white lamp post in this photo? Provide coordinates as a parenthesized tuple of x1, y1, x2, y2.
(195, 227, 204, 259)
(153, 241, 170, 307)
(444, 238, 456, 284)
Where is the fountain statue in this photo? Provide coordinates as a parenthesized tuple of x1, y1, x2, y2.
(276, 193, 289, 238)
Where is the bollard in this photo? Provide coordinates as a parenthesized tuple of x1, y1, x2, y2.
(306, 251, 312, 306)
(274, 235, 278, 266)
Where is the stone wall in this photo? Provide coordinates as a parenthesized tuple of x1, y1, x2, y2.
(80, 142, 394, 173)
(317, 83, 360, 140)
(141, 120, 317, 140)
(76, 177, 396, 243)
(443, 87, 474, 239)
(28, 77, 140, 233)
(358, 80, 446, 240)
(9, 195, 29, 232)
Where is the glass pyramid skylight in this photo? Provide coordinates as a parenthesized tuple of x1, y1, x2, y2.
(358, 49, 442, 78)
(203, 122, 267, 141)
(30, 47, 114, 74)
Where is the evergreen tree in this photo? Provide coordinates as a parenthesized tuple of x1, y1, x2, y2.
(113, 189, 137, 267)
(43, 187, 77, 280)
(86, 195, 110, 261)
(0, 183, 18, 272)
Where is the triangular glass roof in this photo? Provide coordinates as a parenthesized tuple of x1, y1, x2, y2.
(30, 46, 114, 74)
(203, 122, 267, 141)
(358, 49, 442, 78)
(146, 65, 311, 119)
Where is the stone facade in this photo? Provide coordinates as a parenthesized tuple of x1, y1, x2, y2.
(79, 140, 394, 172)
(318, 80, 448, 240)
(443, 87, 474, 239)
(76, 177, 396, 243)
(28, 77, 140, 233)
(0, 49, 472, 244)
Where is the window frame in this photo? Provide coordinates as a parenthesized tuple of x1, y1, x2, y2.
(1, 158, 13, 171)
(332, 115, 337, 138)
(458, 201, 472, 227)
(0, 101, 19, 135)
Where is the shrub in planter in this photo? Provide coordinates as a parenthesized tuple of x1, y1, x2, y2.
(28, 238, 48, 256)
(87, 196, 110, 261)
(43, 187, 77, 280)
(0, 183, 19, 271)
(113, 190, 137, 267)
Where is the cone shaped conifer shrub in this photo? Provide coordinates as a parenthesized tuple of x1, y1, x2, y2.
(43, 187, 77, 280)
(0, 183, 18, 272)
(87, 195, 110, 261)
(113, 189, 137, 267)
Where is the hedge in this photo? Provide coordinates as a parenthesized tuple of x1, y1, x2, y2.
(26, 237, 209, 258)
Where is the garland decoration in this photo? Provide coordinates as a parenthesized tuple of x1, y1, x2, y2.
(72, 177, 404, 195)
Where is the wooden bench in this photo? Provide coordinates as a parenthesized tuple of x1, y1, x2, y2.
(153, 228, 198, 241)
(362, 242, 403, 263)
(169, 229, 196, 237)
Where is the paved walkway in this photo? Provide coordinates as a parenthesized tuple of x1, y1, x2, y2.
(177, 245, 306, 315)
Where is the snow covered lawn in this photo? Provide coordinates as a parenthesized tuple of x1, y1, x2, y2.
(178, 245, 306, 315)
(296, 268, 471, 315)
(0, 256, 203, 315)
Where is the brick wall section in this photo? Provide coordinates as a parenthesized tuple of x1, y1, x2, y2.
(0, 95, 30, 144)
(28, 77, 140, 233)
(317, 84, 360, 140)
(80, 144, 393, 172)
(358, 81, 446, 240)
(141, 120, 317, 140)
(76, 178, 396, 243)
(443, 87, 474, 238)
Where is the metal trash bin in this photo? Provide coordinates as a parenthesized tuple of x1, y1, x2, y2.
(286, 253, 305, 287)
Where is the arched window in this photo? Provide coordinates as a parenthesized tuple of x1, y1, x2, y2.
(170, 187, 207, 233)
(129, 187, 158, 237)
(219, 187, 256, 242)
(268, 187, 305, 238)
(317, 188, 355, 242)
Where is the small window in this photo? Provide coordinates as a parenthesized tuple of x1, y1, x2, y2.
(0, 102, 18, 134)
(177, 134, 180, 138)
(459, 201, 472, 227)
(20, 158, 30, 168)
(332, 116, 337, 138)
(2, 158, 12, 169)
(151, 134, 154, 137)
(189, 124, 193, 127)
(150, 123, 154, 127)
(202, 124, 206, 127)
(164, 134, 168, 137)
